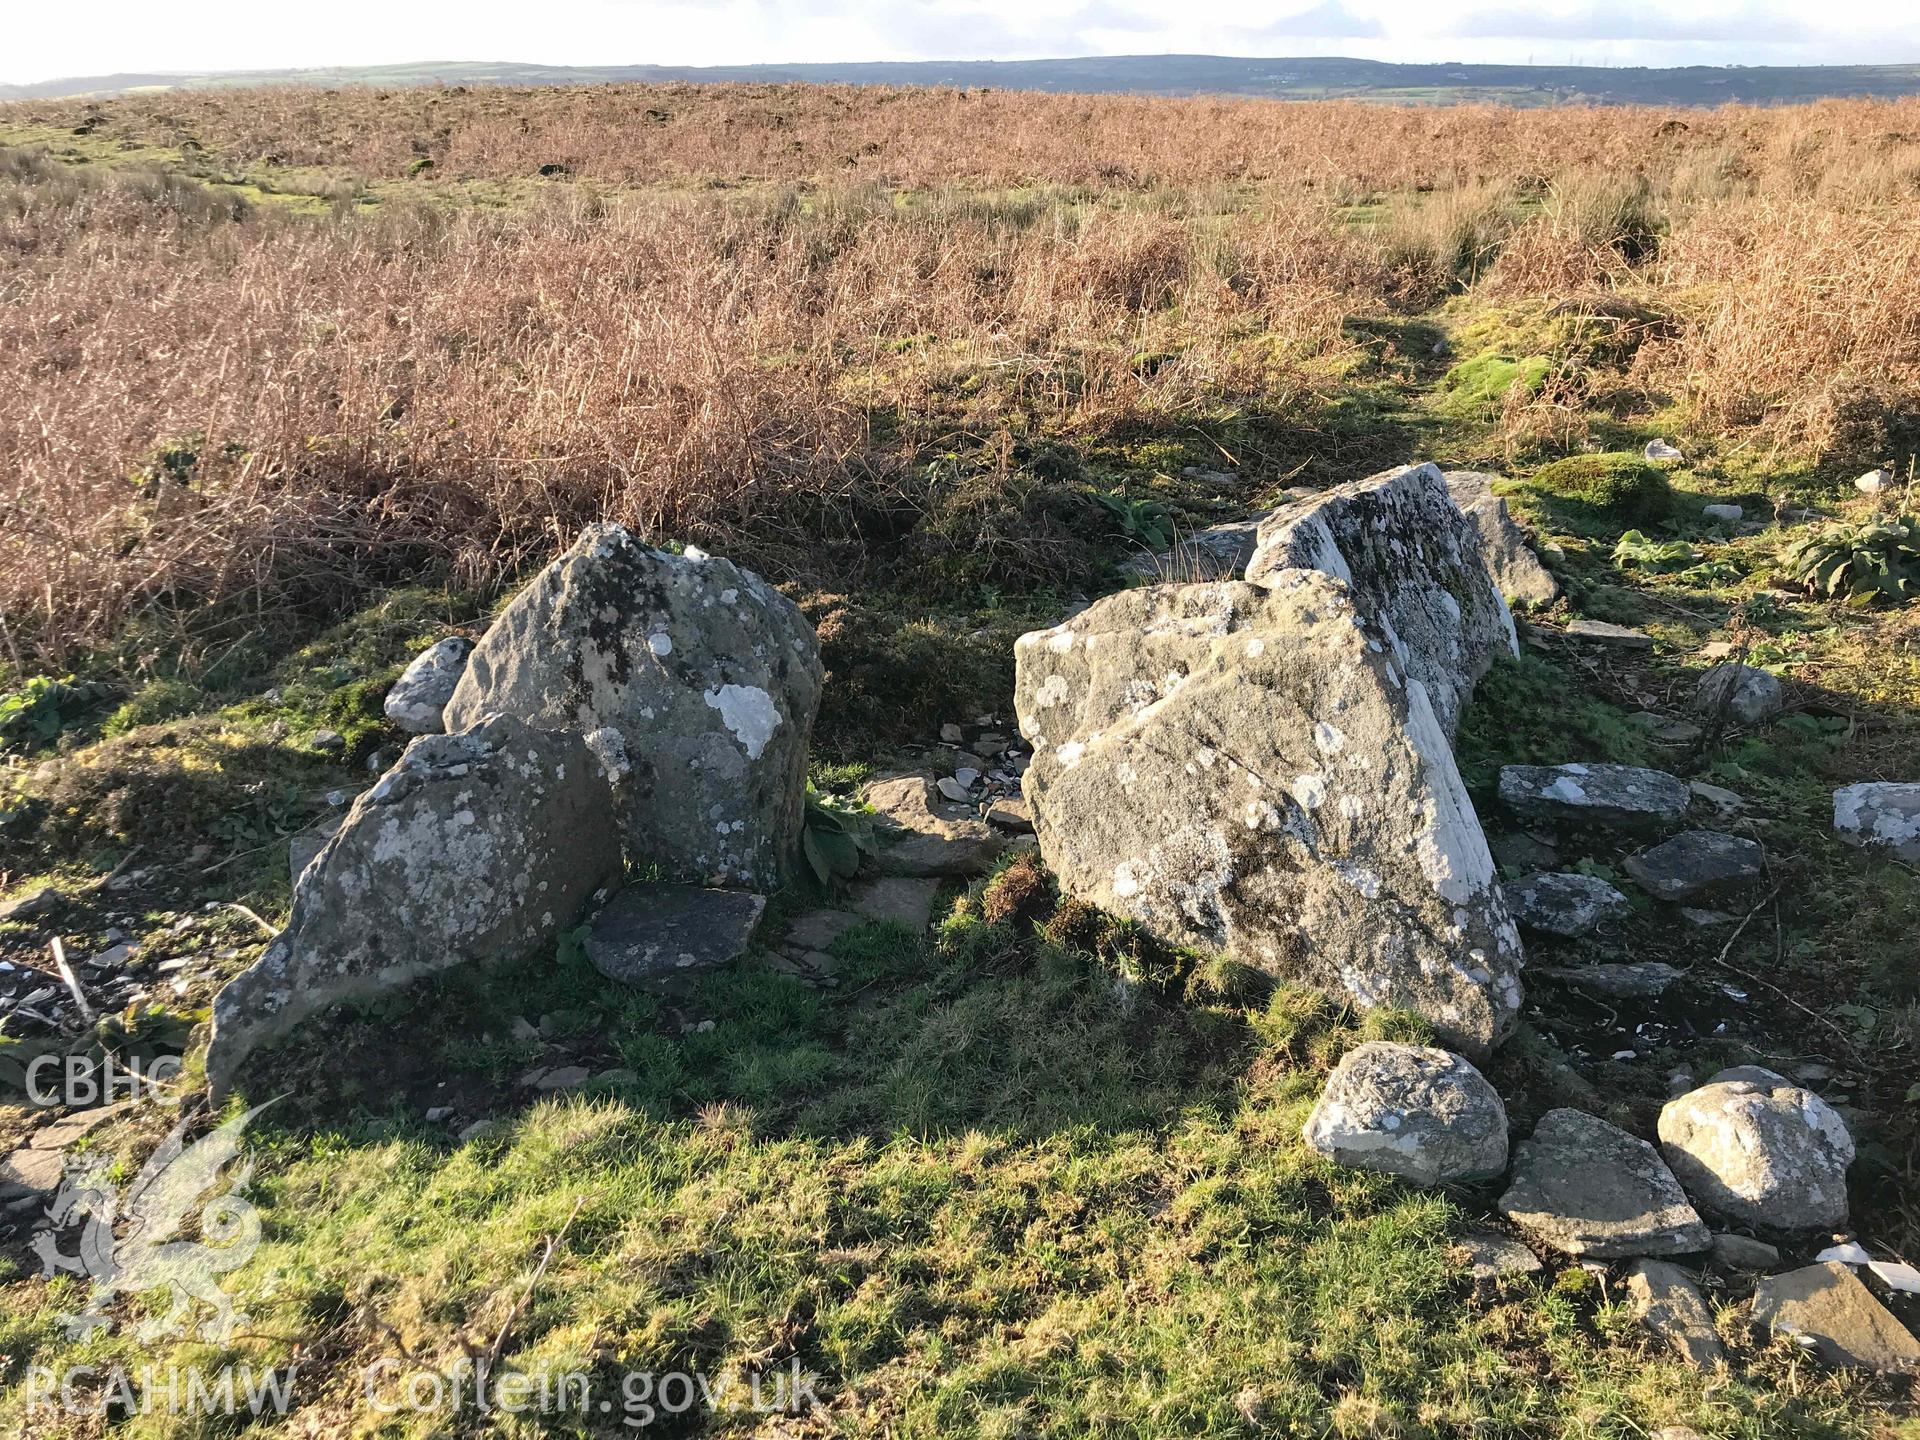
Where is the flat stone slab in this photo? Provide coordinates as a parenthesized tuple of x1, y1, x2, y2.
(0, 887, 59, 924)
(1833, 782, 1920, 863)
(1624, 830, 1764, 903)
(1503, 871, 1629, 937)
(848, 876, 940, 930)
(865, 774, 1006, 878)
(1561, 619, 1654, 649)
(586, 885, 766, 984)
(1499, 763, 1690, 830)
(1533, 962, 1684, 999)
(1751, 1263, 1920, 1371)
(785, 909, 859, 951)
(1626, 1259, 1724, 1370)
(1498, 1108, 1710, 1259)
(1302, 1042, 1508, 1186)
(1457, 1232, 1543, 1284)
(0, 1146, 65, 1198)
(1708, 1233, 1781, 1272)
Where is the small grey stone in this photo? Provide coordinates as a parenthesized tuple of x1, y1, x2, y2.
(1489, 831, 1560, 875)
(457, 1119, 504, 1143)
(952, 767, 982, 790)
(1628, 712, 1703, 744)
(1689, 780, 1748, 816)
(536, 1066, 591, 1091)
(1497, 1108, 1710, 1259)
(1701, 503, 1743, 522)
(1855, 468, 1893, 495)
(1751, 1263, 1920, 1371)
(384, 637, 472, 734)
(1499, 763, 1690, 829)
(1502, 872, 1629, 938)
(287, 810, 346, 887)
(1561, 618, 1654, 649)
(0, 1146, 65, 1198)
(1533, 962, 1684, 999)
(585, 885, 765, 984)
(1445, 471, 1560, 612)
(509, 1016, 540, 1042)
(424, 1106, 454, 1122)
(786, 909, 859, 951)
(1832, 782, 1920, 863)
(1117, 517, 1267, 583)
(1708, 1233, 1782, 1272)
(308, 728, 346, 754)
(1303, 1042, 1508, 1186)
(1695, 663, 1784, 726)
(1457, 1232, 1542, 1284)
(940, 723, 965, 743)
(1625, 1259, 1724, 1370)
(1624, 831, 1764, 903)
(1658, 1067, 1854, 1230)
(986, 797, 1034, 833)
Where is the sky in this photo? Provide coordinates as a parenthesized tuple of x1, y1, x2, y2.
(7, 0, 1918, 86)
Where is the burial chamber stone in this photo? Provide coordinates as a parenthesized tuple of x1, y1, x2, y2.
(444, 525, 823, 889)
(1013, 571, 1524, 1059)
(206, 714, 624, 1099)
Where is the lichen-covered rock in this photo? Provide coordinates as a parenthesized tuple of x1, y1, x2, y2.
(206, 715, 624, 1098)
(1444, 470, 1560, 611)
(384, 637, 472, 734)
(1533, 961, 1684, 999)
(1502, 871, 1628, 937)
(444, 526, 822, 888)
(1694, 662, 1784, 726)
(1498, 1108, 1710, 1259)
(1833, 782, 1920, 863)
(1624, 830, 1764, 903)
(1013, 572, 1523, 1058)
(1303, 1041, 1508, 1185)
(1498, 763, 1690, 830)
(1245, 463, 1518, 737)
(1657, 1067, 1854, 1229)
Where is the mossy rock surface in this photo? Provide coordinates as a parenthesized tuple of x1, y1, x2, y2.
(1439, 349, 1550, 411)
(1528, 452, 1673, 524)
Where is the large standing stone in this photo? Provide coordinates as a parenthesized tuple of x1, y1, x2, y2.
(1625, 1260, 1724, 1370)
(1244, 463, 1518, 738)
(384, 637, 472, 734)
(206, 715, 624, 1098)
(1751, 1264, 1920, 1371)
(1303, 1041, 1508, 1185)
(1833, 782, 1920, 863)
(1657, 1067, 1854, 1229)
(1498, 763, 1690, 830)
(1497, 1108, 1710, 1259)
(1624, 831, 1764, 903)
(1444, 471, 1560, 612)
(444, 526, 822, 889)
(1014, 572, 1523, 1058)
(1502, 871, 1629, 937)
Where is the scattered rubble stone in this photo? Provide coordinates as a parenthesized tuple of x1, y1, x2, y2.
(1629, 712, 1703, 744)
(1751, 1263, 1920, 1371)
(1626, 1259, 1725, 1370)
(864, 774, 1006, 877)
(384, 637, 473, 734)
(1457, 1232, 1543, 1286)
(986, 797, 1034, 832)
(848, 876, 940, 930)
(1119, 517, 1266, 582)
(1855, 468, 1893, 495)
(1624, 831, 1764, 903)
(585, 885, 765, 984)
(1694, 662, 1785, 726)
(1832, 782, 1920, 863)
(1497, 1108, 1710, 1259)
(1658, 1067, 1854, 1230)
(1701, 503, 1743, 523)
(1498, 763, 1690, 830)
(0, 888, 58, 924)
(1688, 781, 1747, 817)
(1302, 1042, 1508, 1186)
(1502, 871, 1629, 937)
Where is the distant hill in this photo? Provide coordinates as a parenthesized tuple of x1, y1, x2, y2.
(7, 55, 1920, 107)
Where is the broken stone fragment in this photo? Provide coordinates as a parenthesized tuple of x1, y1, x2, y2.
(1501, 871, 1629, 938)
(1444, 470, 1560, 612)
(1302, 1041, 1508, 1186)
(1624, 830, 1764, 903)
(445, 524, 823, 889)
(1751, 1263, 1920, 1371)
(1832, 782, 1920, 863)
(1014, 571, 1523, 1059)
(1560, 618, 1654, 649)
(1532, 962, 1684, 999)
(1497, 1108, 1710, 1259)
(1456, 1231, 1542, 1286)
(205, 714, 624, 1099)
(1657, 1067, 1854, 1230)
(864, 774, 1006, 877)
(1708, 1232, 1782, 1272)
(1498, 763, 1690, 830)
(1245, 462, 1518, 738)
(584, 885, 765, 984)
(384, 636, 473, 734)
(1625, 1259, 1725, 1370)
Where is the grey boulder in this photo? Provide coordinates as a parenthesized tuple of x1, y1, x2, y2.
(1833, 782, 1920, 863)
(445, 525, 823, 889)
(206, 714, 624, 1098)
(1497, 1108, 1710, 1259)
(1498, 763, 1690, 830)
(1624, 830, 1764, 903)
(384, 637, 472, 734)
(1694, 662, 1784, 726)
(1445, 470, 1560, 611)
(1014, 572, 1523, 1059)
(1245, 462, 1518, 738)
(1502, 871, 1629, 937)
(1657, 1067, 1854, 1229)
(1302, 1041, 1508, 1185)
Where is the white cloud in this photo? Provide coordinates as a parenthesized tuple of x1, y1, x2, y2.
(4, 0, 1916, 87)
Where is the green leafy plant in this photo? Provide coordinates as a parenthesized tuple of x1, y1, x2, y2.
(1611, 529, 1699, 573)
(0, 676, 113, 752)
(802, 789, 880, 888)
(1093, 490, 1175, 551)
(1781, 515, 1920, 605)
